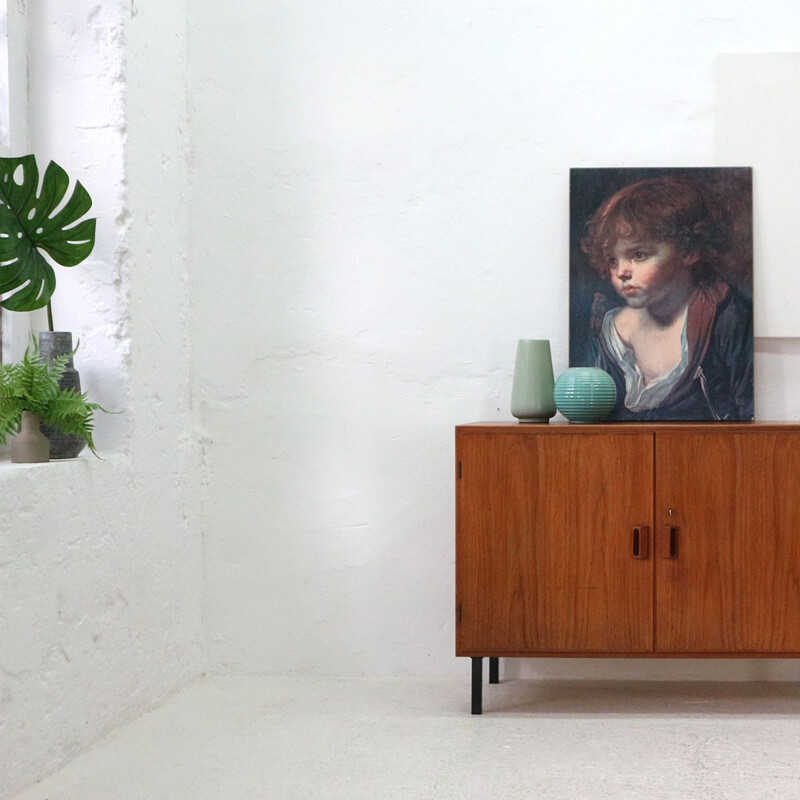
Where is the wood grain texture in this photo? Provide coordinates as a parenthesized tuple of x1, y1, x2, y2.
(456, 430, 653, 655)
(655, 431, 800, 653)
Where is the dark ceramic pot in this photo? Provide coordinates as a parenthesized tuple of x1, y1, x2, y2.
(38, 331, 86, 459)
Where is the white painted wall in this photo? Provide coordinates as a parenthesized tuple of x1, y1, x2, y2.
(1, 2, 202, 798)
(189, 0, 800, 677)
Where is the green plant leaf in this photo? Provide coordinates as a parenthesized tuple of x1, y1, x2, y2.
(0, 155, 96, 311)
(42, 390, 98, 454)
(0, 397, 24, 445)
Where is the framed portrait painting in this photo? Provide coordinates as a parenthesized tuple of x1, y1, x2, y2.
(569, 167, 754, 421)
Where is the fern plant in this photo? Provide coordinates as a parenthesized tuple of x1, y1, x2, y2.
(0, 340, 104, 456)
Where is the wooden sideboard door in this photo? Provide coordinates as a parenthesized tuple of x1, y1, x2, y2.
(655, 431, 800, 653)
(456, 431, 654, 655)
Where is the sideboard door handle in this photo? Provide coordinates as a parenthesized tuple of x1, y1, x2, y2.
(663, 526, 679, 559)
(632, 526, 650, 559)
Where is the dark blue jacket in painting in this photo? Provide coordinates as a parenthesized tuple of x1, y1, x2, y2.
(590, 277, 754, 421)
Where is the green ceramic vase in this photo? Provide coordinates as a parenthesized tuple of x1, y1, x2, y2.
(510, 339, 556, 423)
(554, 367, 617, 423)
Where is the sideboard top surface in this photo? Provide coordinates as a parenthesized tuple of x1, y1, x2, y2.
(457, 421, 800, 435)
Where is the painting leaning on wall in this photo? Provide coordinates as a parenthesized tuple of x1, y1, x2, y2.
(569, 167, 754, 421)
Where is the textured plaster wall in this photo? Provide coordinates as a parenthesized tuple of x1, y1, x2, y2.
(0, 2, 202, 798)
(190, 0, 800, 678)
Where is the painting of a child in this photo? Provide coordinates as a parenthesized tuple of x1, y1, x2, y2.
(570, 168, 753, 421)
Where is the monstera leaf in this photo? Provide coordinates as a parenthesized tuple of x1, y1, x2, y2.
(0, 155, 96, 311)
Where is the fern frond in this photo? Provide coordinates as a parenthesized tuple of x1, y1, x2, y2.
(41, 390, 97, 454)
(43, 390, 91, 420)
(47, 351, 70, 384)
(29, 334, 73, 384)
(0, 399, 24, 445)
(10, 343, 61, 415)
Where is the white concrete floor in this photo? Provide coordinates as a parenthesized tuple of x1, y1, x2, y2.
(12, 675, 800, 799)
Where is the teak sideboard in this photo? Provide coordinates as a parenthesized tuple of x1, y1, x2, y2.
(455, 422, 800, 714)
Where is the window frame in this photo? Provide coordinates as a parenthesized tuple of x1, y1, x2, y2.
(0, 0, 29, 361)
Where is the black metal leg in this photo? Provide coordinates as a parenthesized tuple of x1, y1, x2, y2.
(471, 657, 483, 714)
(489, 657, 499, 684)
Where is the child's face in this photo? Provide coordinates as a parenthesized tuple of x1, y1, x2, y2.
(607, 237, 696, 310)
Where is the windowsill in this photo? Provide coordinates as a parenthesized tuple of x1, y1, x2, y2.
(0, 450, 127, 474)
(0, 456, 90, 469)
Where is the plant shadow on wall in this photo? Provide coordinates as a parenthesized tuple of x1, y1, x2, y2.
(0, 153, 111, 461)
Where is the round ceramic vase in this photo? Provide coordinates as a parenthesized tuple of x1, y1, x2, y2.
(510, 339, 556, 423)
(554, 367, 617, 424)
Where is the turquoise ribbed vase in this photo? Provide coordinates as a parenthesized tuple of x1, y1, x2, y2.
(554, 367, 617, 423)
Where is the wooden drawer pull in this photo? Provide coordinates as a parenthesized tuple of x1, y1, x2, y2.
(632, 526, 650, 559)
(663, 526, 679, 559)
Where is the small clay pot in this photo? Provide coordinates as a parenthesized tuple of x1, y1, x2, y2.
(11, 411, 50, 463)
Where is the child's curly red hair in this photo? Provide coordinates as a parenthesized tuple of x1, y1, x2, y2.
(581, 176, 731, 284)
